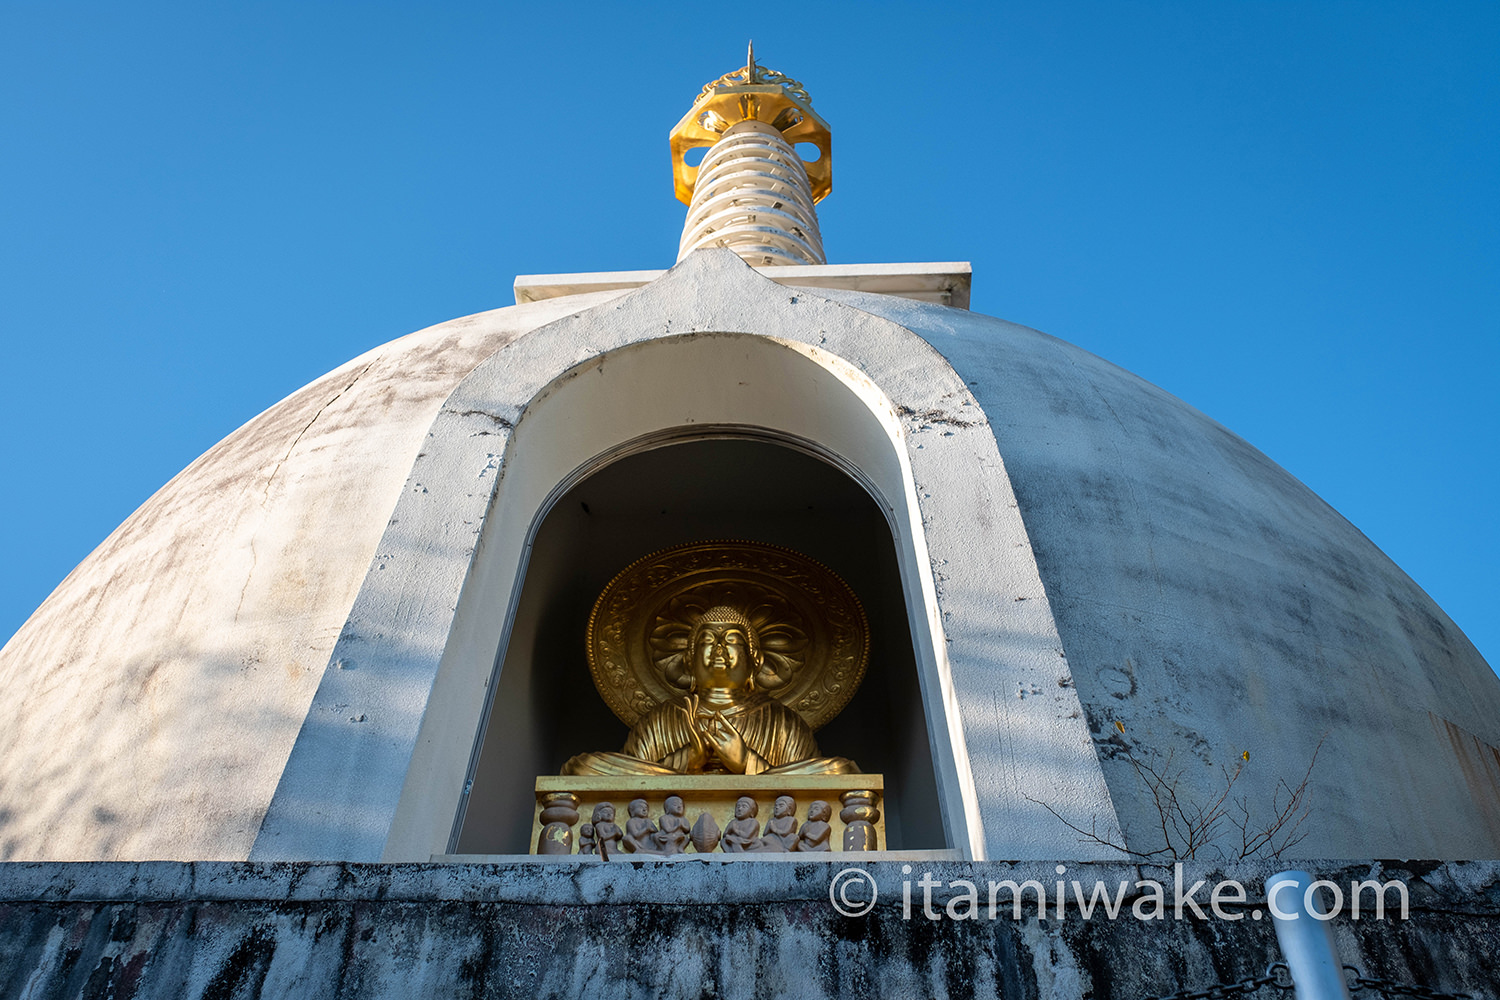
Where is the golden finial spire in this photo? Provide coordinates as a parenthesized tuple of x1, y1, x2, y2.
(669, 49, 831, 206)
(669, 50, 831, 266)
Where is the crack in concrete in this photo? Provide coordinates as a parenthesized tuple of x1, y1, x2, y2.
(238, 360, 379, 620)
(261, 360, 379, 507)
(897, 404, 985, 429)
(450, 409, 514, 430)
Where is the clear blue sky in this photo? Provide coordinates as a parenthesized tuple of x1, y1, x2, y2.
(2, 3, 1496, 668)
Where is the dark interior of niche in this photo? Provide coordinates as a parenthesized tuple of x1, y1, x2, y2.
(455, 437, 945, 855)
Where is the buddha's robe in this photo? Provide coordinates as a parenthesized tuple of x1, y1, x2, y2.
(562, 694, 857, 776)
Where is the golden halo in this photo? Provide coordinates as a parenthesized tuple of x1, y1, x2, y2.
(585, 540, 869, 731)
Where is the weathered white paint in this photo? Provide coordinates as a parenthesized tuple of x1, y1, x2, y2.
(0, 291, 628, 861)
(514, 261, 972, 309)
(4, 248, 1496, 864)
(809, 286, 1500, 859)
(255, 250, 1117, 862)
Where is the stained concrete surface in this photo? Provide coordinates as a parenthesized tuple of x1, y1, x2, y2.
(815, 286, 1500, 860)
(5, 254, 1498, 865)
(0, 860, 1495, 999)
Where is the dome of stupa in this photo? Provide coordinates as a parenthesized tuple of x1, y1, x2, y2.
(1, 248, 1495, 864)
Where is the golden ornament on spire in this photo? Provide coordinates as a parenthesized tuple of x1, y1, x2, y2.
(669, 44, 832, 206)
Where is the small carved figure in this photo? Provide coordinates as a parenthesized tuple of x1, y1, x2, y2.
(762, 795, 799, 850)
(577, 822, 597, 855)
(793, 800, 832, 852)
(591, 802, 623, 859)
(721, 796, 761, 852)
(690, 811, 721, 853)
(623, 798, 663, 855)
(655, 795, 691, 855)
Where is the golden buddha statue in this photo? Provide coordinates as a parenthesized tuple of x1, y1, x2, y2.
(562, 605, 858, 776)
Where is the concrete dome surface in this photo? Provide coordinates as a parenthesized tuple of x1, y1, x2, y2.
(0, 291, 625, 861)
(818, 285, 1500, 858)
(1, 252, 1494, 862)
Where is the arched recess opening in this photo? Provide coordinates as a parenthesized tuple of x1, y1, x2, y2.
(452, 434, 945, 855)
(377, 330, 981, 861)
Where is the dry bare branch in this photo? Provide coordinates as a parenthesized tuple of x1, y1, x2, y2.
(1031, 732, 1323, 862)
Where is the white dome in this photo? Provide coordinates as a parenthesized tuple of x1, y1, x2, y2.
(1, 251, 1494, 862)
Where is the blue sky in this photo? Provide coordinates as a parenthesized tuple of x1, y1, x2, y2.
(2, 2, 1496, 668)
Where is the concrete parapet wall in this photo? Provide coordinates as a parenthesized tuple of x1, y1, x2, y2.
(0, 860, 1495, 999)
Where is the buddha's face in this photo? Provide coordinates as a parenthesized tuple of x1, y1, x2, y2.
(690, 621, 757, 692)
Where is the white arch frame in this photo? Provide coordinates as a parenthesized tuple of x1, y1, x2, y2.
(252, 251, 1120, 862)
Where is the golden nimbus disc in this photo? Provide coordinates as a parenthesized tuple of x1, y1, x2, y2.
(585, 540, 869, 732)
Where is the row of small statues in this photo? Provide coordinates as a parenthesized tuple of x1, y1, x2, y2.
(535, 791, 880, 856)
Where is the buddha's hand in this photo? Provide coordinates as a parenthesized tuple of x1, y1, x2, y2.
(679, 696, 709, 772)
(705, 715, 749, 773)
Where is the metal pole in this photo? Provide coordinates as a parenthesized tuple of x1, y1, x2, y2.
(1267, 870, 1352, 1000)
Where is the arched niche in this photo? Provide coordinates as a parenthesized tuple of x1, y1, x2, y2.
(255, 256, 1122, 864)
(452, 435, 945, 855)
(380, 331, 979, 859)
